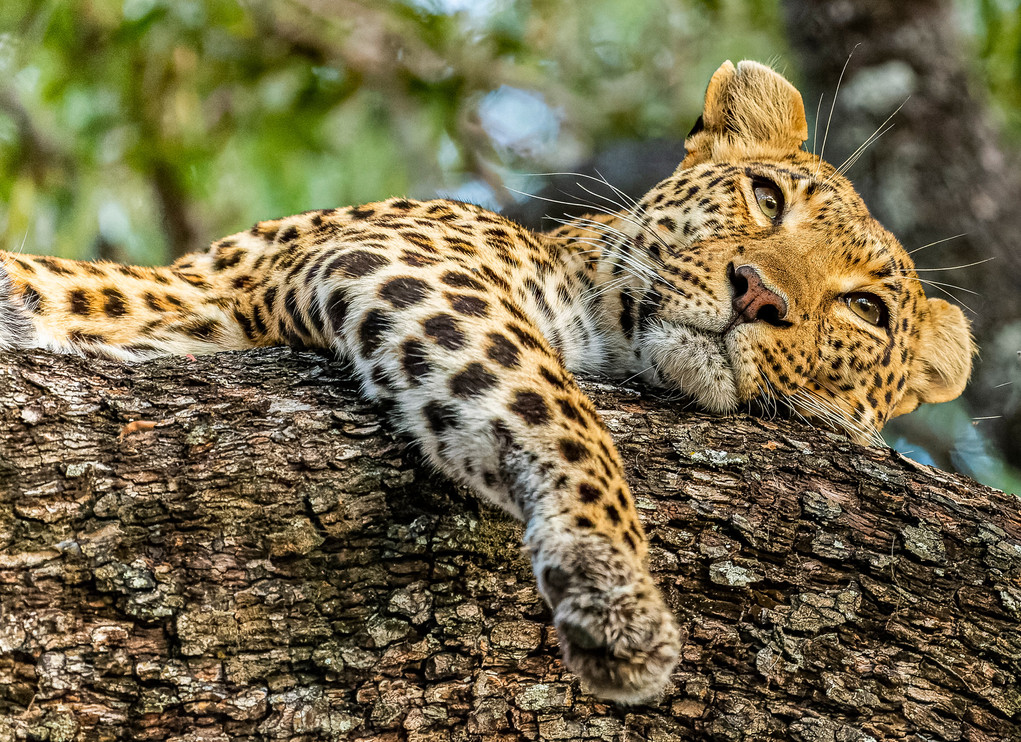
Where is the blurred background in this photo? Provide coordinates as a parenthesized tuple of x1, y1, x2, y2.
(1, 0, 1018, 492)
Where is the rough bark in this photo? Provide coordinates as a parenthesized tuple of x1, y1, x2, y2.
(780, 0, 1021, 470)
(0, 348, 1019, 742)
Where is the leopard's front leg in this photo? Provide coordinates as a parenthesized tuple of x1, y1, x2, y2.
(320, 244, 681, 701)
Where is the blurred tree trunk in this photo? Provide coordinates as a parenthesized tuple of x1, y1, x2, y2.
(780, 0, 1021, 471)
(1, 348, 1019, 741)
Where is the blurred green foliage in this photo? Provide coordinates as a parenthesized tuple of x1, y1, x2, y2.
(963, 0, 1021, 140)
(0, 0, 787, 263)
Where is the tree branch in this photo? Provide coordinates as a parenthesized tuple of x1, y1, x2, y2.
(0, 348, 1018, 740)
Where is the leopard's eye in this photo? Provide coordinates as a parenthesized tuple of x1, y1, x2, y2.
(845, 292, 889, 328)
(753, 182, 783, 220)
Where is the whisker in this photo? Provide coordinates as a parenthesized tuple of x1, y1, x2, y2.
(908, 233, 968, 255)
(521, 171, 639, 210)
(811, 92, 824, 155)
(906, 275, 978, 298)
(791, 385, 883, 447)
(817, 44, 859, 174)
(593, 168, 641, 209)
(831, 117, 898, 179)
(912, 257, 993, 272)
(508, 184, 675, 268)
(580, 275, 633, 302)
(620, 364, 656, 385)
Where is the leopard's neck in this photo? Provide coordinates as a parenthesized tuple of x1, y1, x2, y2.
(540, 210, 658, 381)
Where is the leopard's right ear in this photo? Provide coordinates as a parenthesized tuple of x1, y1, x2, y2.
(683, 60, 809, 166)
(890, 298, 975, 418)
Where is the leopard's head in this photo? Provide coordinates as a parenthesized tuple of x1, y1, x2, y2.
(617, 60, 973, 444)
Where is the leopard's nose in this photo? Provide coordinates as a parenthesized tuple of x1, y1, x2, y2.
(728, 263, 789, 326)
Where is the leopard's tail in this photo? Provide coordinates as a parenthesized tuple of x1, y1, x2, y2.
(0, 243, 270, 361)
(0, 260, 35, 351)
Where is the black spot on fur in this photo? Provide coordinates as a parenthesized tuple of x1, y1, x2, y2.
(481, 267, 510, 291)
(539, 366, 565, 390)
(20, 284, 42, 313)
(509, 390, 549, 425)
(370, 363, 395, 391)
(423, 401, 458, 433)
(558, 438, 589, 463)
(329, 250, 389, 278)
(441, 271, 486, 291)
(605, 503, 621, 524)
(424, 313, 466, 350)
(638, 288, 662, 329)
(380, 276, 430, 308)
(176, 272, 210, 290)
(213, 249, 244, 271)
(507, 323, 543, 351)
(349, 206, 375, 220)
(401, 339, 432, 384)
(284, 288, 312, 339)
(234, 309, 257, 341)
(359, 309, 392, 356)
(579, 483, 600, 503)
(325, 290, 350, 332)
(450, 362, 498, 398)
(263, 285, 278, 311)
(557, 398, 580, 421)
(619, 289, 635, 338)
(447, 293, 489, 317)
(251, 305, 268, 336)
(37, 257, 73, 276)
(68, 289, 91, 316)
(485, 333, 520, 368)
(185, 320, 218, 341)
(101, 287, 128, 318)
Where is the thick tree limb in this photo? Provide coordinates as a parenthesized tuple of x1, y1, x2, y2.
(0, 348, 1019, 741)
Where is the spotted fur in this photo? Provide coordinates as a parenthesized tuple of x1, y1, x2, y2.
(0, 61, 974, 702)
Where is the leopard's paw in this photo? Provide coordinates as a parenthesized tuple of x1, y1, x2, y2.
(537, 542, 680, 703)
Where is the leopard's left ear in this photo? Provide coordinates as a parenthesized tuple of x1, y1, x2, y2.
(891, 298, 975, 417)
(684, 60, 808, 165)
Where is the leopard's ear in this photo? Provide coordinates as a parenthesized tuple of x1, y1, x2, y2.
(891, 298, 975, 418)
(683, 60, 808, 164)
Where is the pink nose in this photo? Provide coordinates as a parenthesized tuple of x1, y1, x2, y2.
(729, 264, 788, 325)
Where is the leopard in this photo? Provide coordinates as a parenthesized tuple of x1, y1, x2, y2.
(0, 61, 974, 703)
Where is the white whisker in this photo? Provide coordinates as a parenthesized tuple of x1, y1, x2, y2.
(912, 257, 993, 272)
(817, 44, 859, 174)
(908, 233, 968, 255)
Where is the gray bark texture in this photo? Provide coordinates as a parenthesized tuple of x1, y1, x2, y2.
(0, 347, 1019, 741)
(780, 0, 1021, 470)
